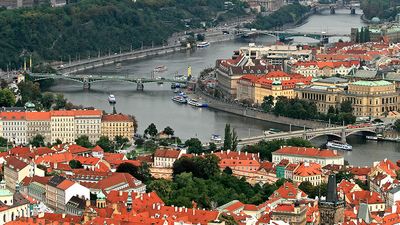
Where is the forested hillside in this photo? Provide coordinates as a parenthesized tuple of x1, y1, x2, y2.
(0, 0, 244, 69)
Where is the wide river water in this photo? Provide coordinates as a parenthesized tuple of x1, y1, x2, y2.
(50, 9, 400, 166)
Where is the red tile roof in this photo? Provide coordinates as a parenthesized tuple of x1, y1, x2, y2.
(25, 111, 51, 121)
(93, 173, 141, 191)
(154, 149, 181, 158)
(0, 112, 26, 120)
(56, 179, 75, 190)
(102, 114, 134, 122)
(274, 146, 342, 158)
(5, 157, 28, 171)
(345, 190, 385, 206)
(294, 162, 322, 176)
(273, 181, 307, 199)
(67, 144, 90, 155)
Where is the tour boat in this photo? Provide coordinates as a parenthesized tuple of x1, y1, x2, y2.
(326, 140, 352, 151)
(171, 95, 187, 104)
(210, 134, 222, 142)
(154, 65, 167, 73)
(108, 94, 116, 104)
(196, 41, 210, 48)
(178, 92, 188, 98)
(187, 98, 208, 107)
(366, 134, 383, 141)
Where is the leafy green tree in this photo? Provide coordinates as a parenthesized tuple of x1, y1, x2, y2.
(328, 106, 336, 114)
(75, 135, 92, 148)
(135, 138, 145, 147)
(145, 123, 158, 137)
(232, 129, 238, 151)
(69, 160, 83, 169)
(396, 170, 400, 180)
(0, 137, 7, 147)
(336, 171, 354, 182)
(96, 136, 113, 152)
(30, 134, 45, 147)
(0, 89, 16, 107)
(147, 179, 174, 200)
(219, 214, 239, 225)
(356, 179, 369, 190)
(116, 162, 152, 182)
(143, 140, 157, 153)
(54, 94, 67, 110)
(340, 100, 353, 113)
(163, 126, 174, 136)
(261, 95, 274, 112)
(17, 81, 41, 105)
(223, 166, 233, 175)
(394, 119, 400, 132)
(185, 138, 203, 154)
(41, 92, 55, 110)
(223, 124, 232, 150)
(115, 135, 129, 148)
(209, 142, 217, 152)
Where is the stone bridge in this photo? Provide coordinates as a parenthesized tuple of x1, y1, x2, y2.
(28, 73, 188, 90)
(238, 125, 377, 146)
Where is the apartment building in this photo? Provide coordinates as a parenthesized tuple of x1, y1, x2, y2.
(74, 110, 102, 144)
(0, 112, 27, 145)
(26, 112, 51, 144)
(101, 114, 135, 142)
(50, 111, 76, 144)
(4, 157, 45, 192)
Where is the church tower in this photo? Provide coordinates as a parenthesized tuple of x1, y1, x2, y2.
(318, 174, 345, 225)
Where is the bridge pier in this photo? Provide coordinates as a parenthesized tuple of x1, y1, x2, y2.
(350, 8, 356, 15)
(137, 81, 144, 91)
(330, 7, 335, 14)
(341, 128, 347, 143)
(83, 78, 91, 90)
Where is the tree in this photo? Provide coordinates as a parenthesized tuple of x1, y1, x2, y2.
(143, 140, 157, 153)
(223, 124, 232, 150)
(54, 94, 67, 110)
(135, 138, 145, 147)
(328, 106, 336, 114)
(232, 128, 238, 151)
(96, 136, 113, 152)
(69, 160, 83, 169)
(184, 138, 203, 154)
(0, 137, 7, 147)
(145, 123, 158, 137)
(394, 119, 400, 132)
(75, 135, 92, 148)
(116, 162, 152, 182)
(17, 81, 41, 104)
(163, 126, 174, 136)
(209, 142, 217, 152)
(41, 92, 55, 110)
(0, 89, 16, 107)
(30, 134, 45, 147)
(261, 95, 274, 112)
(223, 167, 233, 175)
(336, 171, 354, 182)
(397, 170, 400, 180)
(115, 135, 129, 148)
(340, 100, 353, 113)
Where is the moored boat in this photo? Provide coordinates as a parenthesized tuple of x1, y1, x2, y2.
(154, 65, 167, 73)
(108, 94, 116, 104)
(210, 134, 222, 143)
(326, 140, 352, 151)
(196, 41, 210, 48)
(171, 95, 187, 104)
(187, 98, 208, 107)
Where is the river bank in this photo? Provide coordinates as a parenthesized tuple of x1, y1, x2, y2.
(194, 89, 328, 129)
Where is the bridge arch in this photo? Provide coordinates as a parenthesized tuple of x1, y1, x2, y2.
(345, 129, 376, 137)
(307, 133, 342, 141)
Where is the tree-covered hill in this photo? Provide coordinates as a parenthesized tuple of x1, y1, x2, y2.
(0, 0, 245, 70)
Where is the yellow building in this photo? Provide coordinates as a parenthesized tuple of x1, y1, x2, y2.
(295, 79, 399, 118)
(101, 114, 136, 142)
(237, 71, 312, 104)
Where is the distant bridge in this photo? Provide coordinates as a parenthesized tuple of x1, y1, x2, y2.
(234, 29, 351, 41)
(55, 44, 187, 75)
(238, 125, 377, 146)
(29, 73, 188, 90)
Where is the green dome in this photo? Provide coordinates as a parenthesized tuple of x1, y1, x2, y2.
(371, 17, 381, 24)
(272, 80, 281, 85)
(97, 191, 106, 200)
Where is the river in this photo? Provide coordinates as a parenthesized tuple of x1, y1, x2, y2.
(49, 8, 400, 166)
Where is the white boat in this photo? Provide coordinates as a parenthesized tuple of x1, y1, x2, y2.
(154, 65, 167, 73)
(108, 94, 116, 104)
(326, 140, 352, 151)
(210, 134, 222, 142)
(366, 135, 378, 141)
(187, 98, 208, 107)
(197, 41, 210, 48)
(171, 96, 187, 104)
